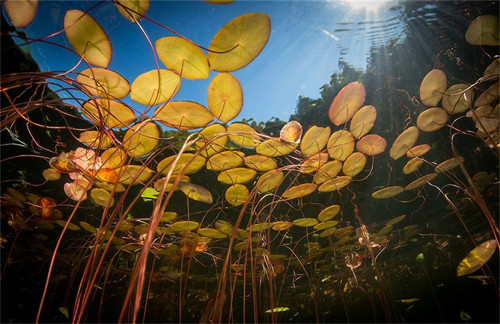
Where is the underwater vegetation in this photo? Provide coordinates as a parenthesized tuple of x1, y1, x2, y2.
(0, 1, 499, 323)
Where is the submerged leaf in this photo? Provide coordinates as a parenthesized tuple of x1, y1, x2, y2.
(457, 239, 497, 276)
(177, 182, 213, 204)
(4, 0, 38, 28)
(207, 72, 243, 122)
(328, 82, 366, 126)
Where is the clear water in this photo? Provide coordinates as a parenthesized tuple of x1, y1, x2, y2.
(1, 1, 498, 323)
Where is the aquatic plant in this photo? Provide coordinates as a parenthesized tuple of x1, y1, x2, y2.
(1, 1, 498, 323)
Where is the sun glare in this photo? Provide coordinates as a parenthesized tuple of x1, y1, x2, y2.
(342, 0, 392, 13)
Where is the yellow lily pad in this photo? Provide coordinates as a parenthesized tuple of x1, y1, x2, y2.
(101, 147, 127, 169)
(244, 154, 277, 171)
(442, 84, 474, 114)
(217, 167, 257, 185)
(457, 239, 497, 276)
(318, 205, 341, 222)
(301, 152, 329, 174)
(271, 221, 294, 231)
(82, 99, 135, 128)
(356, 134, 387, 156)
(90, 188, 114, 207)
(282, 183, 317, 199)
(155, 101, 213, 130)
(403, 158, 423, 175)
(207, 72, 243, 122)
(131, 69, 180, 105)
(122, 122, 160, 157)
(389, 126, 419, 160)
(314, 160, 343, 184)
(371, 186, 404, 199)
(256, 170, 284, 193)
(300, 125, 331, 156)
(225, 184, 249, 206)
(116, 165, 154, 185)
(416, 107, 448, 132)
(157, 153, 206, 175)
(194, 123, 228, 158)
(406, 144, 431, 158)
(317, 176, 352, 193)
(206, 150, 245, 171)
(64, 9, 112, 68)
(156, 36, 210, 80)
(177, 182, 213, 204)
(198, 228, 228, 239)
(4, 0, 38, 28)
(170, 221, 199, 232)
(227, 122, 261, 147)
(342, 152, 366, 177)
(404, 173, 438, 191)
(328, 82, 366, 126)
(314, 220, 338, 231)
(465, 15, 499, 46)
(208, 12, 271, 72)
(327, 130, 354, 161)
(114, 0, 149, 22)
(420, 69, 447, 107)
(293, 218, 319, 228)
(349, 105, 377, 139)
(435, 157, 462, 173)
(79, 130, 113, 148)
(76, 68, 130, 99)
(256, 138, 297, 157)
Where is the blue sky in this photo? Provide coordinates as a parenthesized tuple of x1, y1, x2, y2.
(16, 0, 400, 124)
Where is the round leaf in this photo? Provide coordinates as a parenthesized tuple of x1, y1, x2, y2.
(328, 82, 366, 126)
(420, 69, 447, 107)
(349, 105, 377, 139)
(207, 72, 243, 122)
(76, 68, 130, 99)
(64, 9, 112, 68)
(300, 126, 331, 156)
(208, 13, 271, 72)
(156, 36, 210, 80)
(82, 99, 135, 128)
(131, 69, 180, 105)
(123, 122, 160, 157)
(389, 126, 419, 160)
(155, 101, 213, 130)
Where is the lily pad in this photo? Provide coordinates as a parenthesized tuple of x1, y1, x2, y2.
(131, 69, 180, 105)
(465, 15, 499, 46)
(157, 153, 206, 175)
(356, 134, 387, 156)
(170, 221, 199, 232)
(206, 150, 245, 171)
(314, 160, 343, 184)
(4, 0, 38, 27)
(225, 184, 249, 206)
(227, 122, 261, 147)
(256, 138, 297, 157)
(155, 101, 213, 130)
(435, 157, 462, 173)
(342, 152, 367, 177)
(349, 105, 377, 139)
(90, 188, 115, 207)
(327, 130, 354, 161)
(282, 183, 317, 199)
(328, 82, 366, 126)
(64, 9, 112, 68)
(457, 239, 497, 276)
(122, 122, 160, 157)
(256, 170, 284, 193)
(442, 84, 474, 114)
(406, 144, 431, 158)
(317, 176, 351, 192)
(207, 72, 243, 122)
(208, 12, 271, 72)
(76, 68, 130, 99)
(195, 123, 228, 157)
(177, 182, 213, 203)
(301, 152, 329, 174)
(420, 69, 447, 106)
(371, 186, 404, 199)
(293, 218, 319, 227)
(114, 0, 149, 22)
(82, 99, 135, 128)
(244, 154, 277, 171)
(156, 36, 210, 80)
(198, 228, 228, 239)
(300, 125, 331, 156)
(403, 158, 423, 175)
(217, 167, 256, 184)
(416, 107, 448, 132)
(404, 173, 438, 191)
(389, 126, 419, 160)
(318, 205, 341, 222)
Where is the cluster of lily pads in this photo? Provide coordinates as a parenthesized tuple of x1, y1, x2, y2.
(1, 1, 498, 322)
